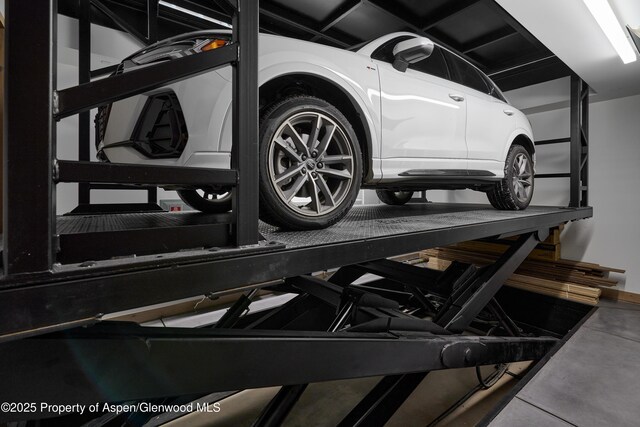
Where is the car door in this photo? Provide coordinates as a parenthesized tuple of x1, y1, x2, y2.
(373, 38, 468, 178)
(442, 51, 515, 171)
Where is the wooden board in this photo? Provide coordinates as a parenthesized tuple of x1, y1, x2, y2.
(454, 240, 561, 261)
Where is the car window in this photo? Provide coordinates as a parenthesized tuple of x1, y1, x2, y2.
(443, 50, 490, 95)
(411, 46, 449, 80)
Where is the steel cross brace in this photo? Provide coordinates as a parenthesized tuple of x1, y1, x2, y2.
(0, 323, 556, 423)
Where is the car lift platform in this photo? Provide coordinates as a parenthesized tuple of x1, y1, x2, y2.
(0, 203, 591, 340)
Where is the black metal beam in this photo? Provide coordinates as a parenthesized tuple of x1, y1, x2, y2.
(231, 0, 260, 246)
(57, 222, 232, 264)
(147, 0, 159, 43)
(536, 173, 570, 179)
(462, 27, 518, 54)
(0, 324, 557, 417)
(489, 55, 572, 92)
(259, 4, 355, 48)
(479, 0, 548, 53)
(437, 230, 549, 333)
(319, 0, 362, 33)
(422, 0, 478, 31)
(163, 0, 233, 28)
(55, 160, 238, 187)
(78, 0, 92, 206)
(54, 43, 237, 119)
(92, 0, 149, 45)
(3, 0, 57, 275)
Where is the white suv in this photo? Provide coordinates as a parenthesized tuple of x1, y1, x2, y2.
(97, 31, 535, 230)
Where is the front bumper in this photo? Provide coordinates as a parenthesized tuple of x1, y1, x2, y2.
(96, 90, 188, 161)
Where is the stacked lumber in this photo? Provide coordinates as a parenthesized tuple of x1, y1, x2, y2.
(455, 225, 563, 262)
(420, 232, 624, 306)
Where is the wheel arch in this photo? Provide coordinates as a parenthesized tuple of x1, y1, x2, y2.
(503, 132, 536, 170)
(259, 73, 375, 182)
(511, 133, 535, 157)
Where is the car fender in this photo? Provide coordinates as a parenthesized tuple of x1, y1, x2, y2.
(502, 127, 537, 170)
(216, 57, 382, 180)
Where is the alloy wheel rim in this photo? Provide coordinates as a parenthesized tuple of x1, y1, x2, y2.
(268, 112, 354, 217)
(197, 189, 231, 203)
(511, 153, 533, 203)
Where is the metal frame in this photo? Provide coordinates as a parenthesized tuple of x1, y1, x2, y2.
(74, 1, 159, 214)
(534, 74, 590, 207)
(3, 0, 261, 277)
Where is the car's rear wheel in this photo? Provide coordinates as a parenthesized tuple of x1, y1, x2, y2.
(376, 190, 414, 205)
(177, 189, 232, 213)
(487, 144, 534, 210)
(259, 96, 362, 230)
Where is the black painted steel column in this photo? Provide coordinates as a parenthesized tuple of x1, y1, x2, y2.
(78, 0, 91, 205)
(3, 0, 57, 274)
(232, 0, 260, 246)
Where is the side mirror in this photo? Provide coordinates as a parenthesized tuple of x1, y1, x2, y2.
(392, 37, 435, 72)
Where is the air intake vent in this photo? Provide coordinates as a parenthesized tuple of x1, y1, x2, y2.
(130, 91, 189, 159)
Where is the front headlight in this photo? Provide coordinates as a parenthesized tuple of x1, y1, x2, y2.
(130, 36, 231, 65)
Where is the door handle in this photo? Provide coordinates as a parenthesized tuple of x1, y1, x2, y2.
(449, 94, 465, 102)
(503, 109, 515, 116)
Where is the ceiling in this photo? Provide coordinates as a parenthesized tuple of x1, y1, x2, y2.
(58, 0, 574, 91)
(497, 0, 640, 101)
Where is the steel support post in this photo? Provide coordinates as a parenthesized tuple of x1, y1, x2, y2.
(78, 0, 91, 205)
(147, 0, 159, 43)
(570, 74, 589, 208)
(3, 0, 57, 274)
(232, 0, 260, 246)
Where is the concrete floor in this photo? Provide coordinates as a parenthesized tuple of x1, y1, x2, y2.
(168, 363, 531, 426)
(488, 300, 640, 427)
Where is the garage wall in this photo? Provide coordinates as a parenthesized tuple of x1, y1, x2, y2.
(430, 83, 640, 293)
(550, 93, 640, 293)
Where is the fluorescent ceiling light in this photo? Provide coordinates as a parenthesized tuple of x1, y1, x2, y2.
(159, 1, 232, 29)
(583, 0, 637, 64)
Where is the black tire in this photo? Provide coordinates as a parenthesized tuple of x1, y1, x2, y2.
(177, 189, 232, 213)
(259, 95, 362, 230)
(376, 190, 414, 206)
(487, 144, 534, 210)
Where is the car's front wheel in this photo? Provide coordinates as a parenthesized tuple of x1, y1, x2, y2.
(487, 144, 534, 210)
(259, 96, 362, 230)
(376, 190, 414, 206)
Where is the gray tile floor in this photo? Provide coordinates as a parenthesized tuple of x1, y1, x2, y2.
(489, 301, 640, 427)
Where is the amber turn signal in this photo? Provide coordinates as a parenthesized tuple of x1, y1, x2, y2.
(201, 39, 228, 52)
